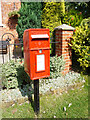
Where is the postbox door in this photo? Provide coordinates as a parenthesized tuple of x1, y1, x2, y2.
(30, 49, 50, 80)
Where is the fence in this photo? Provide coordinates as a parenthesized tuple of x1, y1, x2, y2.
(0, 33, 58, 64)
(0, 37, 23, 64)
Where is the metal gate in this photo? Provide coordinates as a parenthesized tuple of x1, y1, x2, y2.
(0, 33, 24, 64)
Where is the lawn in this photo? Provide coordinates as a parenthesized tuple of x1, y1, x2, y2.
(2, 83, 88, 119)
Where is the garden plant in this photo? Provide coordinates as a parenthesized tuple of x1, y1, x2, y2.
(1, 1, 89, 119)
(70, 17, 90, 71)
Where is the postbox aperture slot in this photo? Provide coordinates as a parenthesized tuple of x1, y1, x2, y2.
(31, 38, 48, 41)
(31, 34, 49, 39)
(31, 34, 49, 41)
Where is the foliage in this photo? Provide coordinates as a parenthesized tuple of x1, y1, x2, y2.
(8, 10, 20, 18)
(50, 55, 65, 78)
(16, 2, 42, 38)
(65, 2, 90, 18)
(42, 1, 65, 34)
(63, 9, 83, 27)
(70, 17, 90, 71)
(2, 60, 30, 89)
(1, 55, 65, 89)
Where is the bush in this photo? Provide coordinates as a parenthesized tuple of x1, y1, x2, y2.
(50, 55, 65, 78)
(2, 60, 30, 89)
(1, 55, 65, 89)
(63, 9, 83, 27)
(16, 2, 42, 38)
(8, 10, 20, 18)
(42, 1, 65, 34)
(70, 17, 90, 71)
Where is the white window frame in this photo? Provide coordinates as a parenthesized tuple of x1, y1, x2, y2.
(0, 1, 3, 27)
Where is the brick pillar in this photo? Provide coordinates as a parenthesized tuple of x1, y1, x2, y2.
(55, 24, 75, 74)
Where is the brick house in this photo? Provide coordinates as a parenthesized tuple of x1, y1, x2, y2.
(0, 0, 21, 63)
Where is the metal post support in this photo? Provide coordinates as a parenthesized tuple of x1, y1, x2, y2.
(34, 79, 39, 114)
(9, 46, 10, 61)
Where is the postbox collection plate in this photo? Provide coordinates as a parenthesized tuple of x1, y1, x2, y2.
(36, 54, 45, 72)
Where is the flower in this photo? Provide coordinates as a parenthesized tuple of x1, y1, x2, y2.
(54, 115, 56, 118)
(74, 29, 76, 32)
(79, 12, 82, 15)
(75, 6, 77, 9)
(71, 18, 74, 20)
(43, 111, 46, 113)
(82, 85, 84, 88)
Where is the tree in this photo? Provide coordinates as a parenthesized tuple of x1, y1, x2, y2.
(16, 2, 42, 38)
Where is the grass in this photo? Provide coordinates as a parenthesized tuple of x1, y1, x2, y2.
(2, 83, 88, 119)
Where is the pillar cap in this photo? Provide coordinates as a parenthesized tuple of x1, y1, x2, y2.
(54, 24, 75, 30)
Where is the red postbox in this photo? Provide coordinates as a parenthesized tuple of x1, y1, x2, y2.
(23, 29, 50, 80)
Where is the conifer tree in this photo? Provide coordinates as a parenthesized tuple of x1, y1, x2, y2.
(16, 2, 42, 38)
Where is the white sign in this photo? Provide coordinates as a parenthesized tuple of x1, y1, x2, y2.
(37, 54, 45, 71)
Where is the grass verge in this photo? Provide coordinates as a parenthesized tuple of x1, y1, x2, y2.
(2, 84, 88, 118)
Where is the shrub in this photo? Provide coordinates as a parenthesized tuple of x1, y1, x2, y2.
(2, 60, 30, 89)
(50, 55, 65, 78)
(16, 2, 42, 38)
(65, 2, 90, 18)
(42, 1, 65, 54)
(70, 17, 90, 71)
(8, 10, 20, 18)
(42, 1, 65, 34)
(63, 9, 83, 27)
(1, 55, 65, 89)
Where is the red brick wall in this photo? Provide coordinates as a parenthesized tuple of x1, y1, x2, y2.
(0, 1, 21, 40)
(55, 30, 74, 74)
(0, 1, 21, 58)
